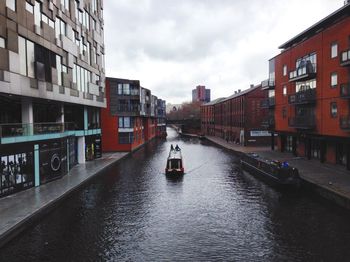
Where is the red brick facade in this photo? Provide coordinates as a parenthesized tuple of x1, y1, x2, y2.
(271, 4, 350, 169)
(201, 85, 271, 146)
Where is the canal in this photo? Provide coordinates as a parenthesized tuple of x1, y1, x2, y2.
(2, 128, 350, 261)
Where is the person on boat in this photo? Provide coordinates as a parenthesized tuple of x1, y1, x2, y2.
(175, 144, 180, 151)
(170, 144, 174, 151)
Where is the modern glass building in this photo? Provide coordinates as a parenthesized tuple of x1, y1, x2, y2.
(0, 0, 105, 197)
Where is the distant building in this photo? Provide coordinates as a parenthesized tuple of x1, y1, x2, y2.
(166, 103, 182, 113)
(201, 84, 270, 146)
(101, 78, 166, 152)
(192, 85, 211, 103)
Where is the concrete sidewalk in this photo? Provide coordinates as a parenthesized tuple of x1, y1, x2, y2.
(205, 136, 350, 209)
(0, 152, 127, 248)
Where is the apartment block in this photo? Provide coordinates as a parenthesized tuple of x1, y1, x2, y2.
(268, 3, 350, 169)
(0, 0, 105, 197)
(201, 85, 270, 146)
(101, 77, 166, 152)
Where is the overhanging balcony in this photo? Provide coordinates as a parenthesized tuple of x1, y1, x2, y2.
(340, 49, 350, 67)
(0, 122, 75, 138)
(117, 104, 141, 116)
(289, 61, 316, 82)
(288, 89, 316, 105)
(260, 97, 275, 108)
(288, 116, 316, 129)
(340, 115, 350, 130)
(340, 83, 350, 98)
(261, 79, 275, 90)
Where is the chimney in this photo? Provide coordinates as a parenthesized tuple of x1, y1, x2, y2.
(345, 0, 350, 5)
(238, 89, 241, 93)
(250, 84, 254, 89)
(234, 91, 237, 94)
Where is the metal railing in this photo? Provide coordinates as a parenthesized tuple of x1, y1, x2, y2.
(340, 49, 350, 66)
(288, 89, 316, 104)
(0, 122, 75, 138)
(289, 61, 316, 81)
(117, 104, 140, 113)
(261, 79, 275, 89)
(288, 116, 316, 129)
(260, 97, 275, 108)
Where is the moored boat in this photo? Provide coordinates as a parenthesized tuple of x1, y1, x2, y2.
(165, 145, 184, 175)
(240, 152, 300, 186)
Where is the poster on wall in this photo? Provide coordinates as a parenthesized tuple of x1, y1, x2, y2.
(94, 136, 102, 158)
(40, 140, 67, 184)
(0, 152, 34, 197)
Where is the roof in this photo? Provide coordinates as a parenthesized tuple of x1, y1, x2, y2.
(221, 85, 260, 103)
(279, 4, 350, 49)
(202, 97, 226, 106)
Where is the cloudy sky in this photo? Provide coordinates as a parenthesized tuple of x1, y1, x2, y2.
(104, 0, 343, 104)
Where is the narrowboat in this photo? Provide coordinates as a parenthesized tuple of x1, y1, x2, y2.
(165, 145, 184, 176)
(240, 152, 300, 186)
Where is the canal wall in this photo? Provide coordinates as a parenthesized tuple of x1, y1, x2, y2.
(0, 152, 129, 249)
(204, 135, 350, 210)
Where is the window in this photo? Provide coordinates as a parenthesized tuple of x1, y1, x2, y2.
(25, 2, 34, 13)
(296, 79, 316, 92)
(331, 72, 337, 87)
(63, 0, 70, 11)
(18, 36, 35, 78)
(331, 43, 338, 58)
(283, 85, 287, 96)
(56, 55, 62, 86)
(119, 117, 133, 128)
(283, 65, 287, 76)
(6, 0, 16, 11)
(34, 1, 41, 27)
(330, 102, 337, 118)
(72, 63, 91, 92)
(55, 18, 66, 39)
(119, 132, 134, 144)
(0, 37, 5, 48)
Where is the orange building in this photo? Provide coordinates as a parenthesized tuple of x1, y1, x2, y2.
(268, 3, 350, 169)
(101, 78, 166, 152)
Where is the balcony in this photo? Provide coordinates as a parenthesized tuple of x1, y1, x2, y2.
(340, 49, 350, 67)
(340, 115, 350, 130)
(261, 117, 275, 129)
(288, 116, 316, 129)
(0, 122, 75, 138)
(117, 104, 141, 116)
(260, 97, 275, 108)
(340, 83, 350, 98)
(288, 89, 316, 105)
(261, 79, 275, 90)
(289, 61, 316, 82)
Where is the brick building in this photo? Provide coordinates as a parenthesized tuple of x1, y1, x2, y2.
(0, 0, 105, 197)
(268, 3, 350, 169)
(101, 77, 166, 152)
(192, 85, 210, 103)
(201, 85, 270, 146)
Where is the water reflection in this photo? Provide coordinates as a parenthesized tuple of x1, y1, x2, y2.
(2, 128, 350, 261)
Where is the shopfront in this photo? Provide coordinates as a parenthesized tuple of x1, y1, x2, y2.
(0, 144, 35, 197)
(85, 135, 102, 161)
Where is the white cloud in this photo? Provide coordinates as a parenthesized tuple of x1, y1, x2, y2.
(105, 0, 343, 103)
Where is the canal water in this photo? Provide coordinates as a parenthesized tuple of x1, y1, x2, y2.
(2, 128, 350, 261)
